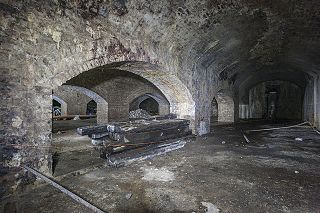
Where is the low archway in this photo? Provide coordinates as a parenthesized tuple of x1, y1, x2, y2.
(52, 95, 67, 116)
(60, 85, 108, 124)
(139, 98, 159, 115)
(54, 62, 195, 132)
(86, 100, 97, 115)
(129, 93, 170, 116)
(235, 68, 309, 121)
(210, 98, 218, 123)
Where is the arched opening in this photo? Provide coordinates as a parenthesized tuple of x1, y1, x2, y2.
(52, 95, 67, 116)
(52, 99, 61, 116)
(57, 85, 108, 124)
(210, 98, 218, 124)
(248, 80, 302, 121)
(139, 98, 159, 115)
(235, 69, 309, 122)
(86, 100, 97, 115)
(129, 93, 170, 117)
(56, 62, 195, 131)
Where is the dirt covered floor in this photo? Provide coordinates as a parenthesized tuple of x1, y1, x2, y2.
(2, 121, 320, 213)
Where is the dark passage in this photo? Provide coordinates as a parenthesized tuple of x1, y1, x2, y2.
(139, 97, 159, 115)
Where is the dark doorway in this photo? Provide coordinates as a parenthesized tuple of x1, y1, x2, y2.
(52, 99, 62, 116)
(211, 98, 218, 123)
(139, 97, 159, 115)
(249, 80, 302, 121)
(266, 91, 278, 120)
(86, 100, 97, 115)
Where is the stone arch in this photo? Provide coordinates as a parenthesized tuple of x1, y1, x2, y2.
(235, 69, 308, 120)
(54, 62, 195, 132)
(60, 85, 108, 124)
(214, 90, 235, 123)
(52, 95, 67, 116)
(129, 93, 170, 116)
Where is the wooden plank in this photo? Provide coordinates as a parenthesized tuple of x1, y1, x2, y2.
(97, 128, 191, 156)
(107, 139, 187, 167)
(53, 115, 96, 120)
(150, 113, 177, 120)
(129, 114, 177, 121)
(77, 124, 109, 136)
(91, 132, 109, 139)
(109, 125, 191, 143)
(78, 119, 190, 136)
(107, 119, 190, 134)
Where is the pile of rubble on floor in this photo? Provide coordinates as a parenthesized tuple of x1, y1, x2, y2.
(129, 109, 152, 119)
(77, 114, 192, 167)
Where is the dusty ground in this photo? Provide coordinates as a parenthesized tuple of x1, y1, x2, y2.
(1, 120, 320, 213)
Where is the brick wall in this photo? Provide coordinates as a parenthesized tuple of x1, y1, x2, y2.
(53, 86, 92, 115)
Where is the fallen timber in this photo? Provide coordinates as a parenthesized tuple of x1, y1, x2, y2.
(22, 165, 106, 213)
(53, 115, 96, 121)
(77, 116, 192, 165)
(77, 118, 189, 136)
(107, 139, 188, 167)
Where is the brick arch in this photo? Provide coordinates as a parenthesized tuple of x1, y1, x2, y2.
(60, 85, 108, 124)
(52, 95, 67, 116)
(52, 60, 195, 132)
(129, 93, 170, 116)
(114, 64, 196, 130)
(48, 39, 155, 89)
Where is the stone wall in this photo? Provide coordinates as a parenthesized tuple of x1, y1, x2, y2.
(1, 0, 320, 197)
(67, 72, 170, 121)
(215, 90, 235, 123)
(59, 85, 108, 124)
(53, 86, 92, 115)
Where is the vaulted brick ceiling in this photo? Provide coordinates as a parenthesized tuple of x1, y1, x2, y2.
(2, 0, 319, 83)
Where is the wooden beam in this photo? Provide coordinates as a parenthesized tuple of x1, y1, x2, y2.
(22, 165, 106, 213)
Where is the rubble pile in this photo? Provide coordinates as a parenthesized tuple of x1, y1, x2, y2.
(129, 109, 152, 119)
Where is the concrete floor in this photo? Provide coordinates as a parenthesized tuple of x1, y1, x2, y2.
(2, 121, 320, 213)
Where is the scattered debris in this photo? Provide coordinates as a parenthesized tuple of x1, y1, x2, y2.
(56, 131, 66, 135)
(242, 132, 250, 143)
(295, 138, 303, 141)
(91, 139, 104, 146)
(129, 109, 151, 119)
(78, 119, 190, 145)
(77, 117, 191, 166)
(201, 202, 220, 213)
